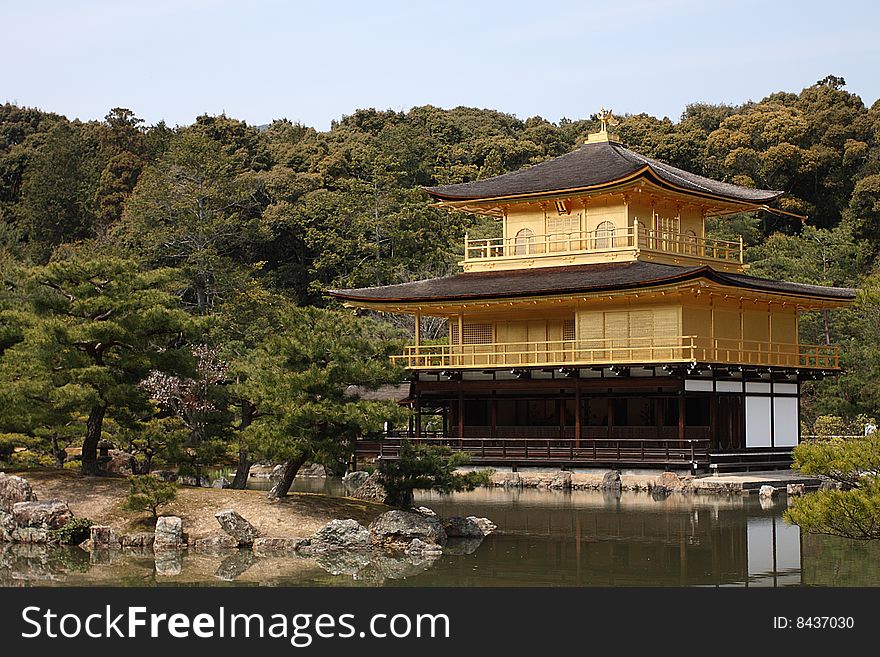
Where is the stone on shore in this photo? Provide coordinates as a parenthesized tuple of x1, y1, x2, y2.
(0, 473, 38, 513)
(214, 509, 260, 546)
(369, 510, 447, 548)
(191, 535, 238, 553)
(299, 519, 372, 554)
(12, 501, 73, 530)
(154, 516, 185, 549)
(211, 476, 231, 489)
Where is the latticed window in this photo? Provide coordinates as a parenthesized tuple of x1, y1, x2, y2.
(562, 319, 576, 341)
(655, 215, 679, 236)
(547, 213, 581, 252)
(450, 323, 494, 345)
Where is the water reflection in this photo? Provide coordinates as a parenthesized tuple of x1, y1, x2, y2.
(2, 485, 880, 586)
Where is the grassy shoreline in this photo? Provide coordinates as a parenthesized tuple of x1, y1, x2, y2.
(6, 469, 388, 541)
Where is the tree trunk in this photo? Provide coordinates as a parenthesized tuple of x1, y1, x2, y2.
(50, 433, 66, 468)
(232, 446, 251, 489)
(81, 402, 107, 475)
(267, 452, 309, 500)
(231, 401, 254, 490)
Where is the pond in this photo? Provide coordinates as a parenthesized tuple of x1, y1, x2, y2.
(2, 479, 879, 586)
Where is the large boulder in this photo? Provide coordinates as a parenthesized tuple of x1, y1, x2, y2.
(12, 501, 73, 530)
(351, 471, 387, 503)
(300, 519, 372, 554)
(0, 473, 38, 513)
(211, 476, 231, 489)
(369, 510, 447, 548)
(154, 516, 185, 549)
(442, 516, 496, 538)
(214, 509, 260, 546)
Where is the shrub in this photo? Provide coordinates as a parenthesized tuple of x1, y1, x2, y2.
(122, 474, 177, 521)
(378, 440, 491, 507)
(48, 517, 94, 545)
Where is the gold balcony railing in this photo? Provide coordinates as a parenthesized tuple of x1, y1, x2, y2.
(463, 223, 743, 264)
(393, 336, 840, 370)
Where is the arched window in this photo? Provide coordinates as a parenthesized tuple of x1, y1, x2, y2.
(514, 228, 535, 255)
(594, 221, 616, 249)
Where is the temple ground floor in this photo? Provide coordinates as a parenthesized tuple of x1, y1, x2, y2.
(357, 364, 824, 473)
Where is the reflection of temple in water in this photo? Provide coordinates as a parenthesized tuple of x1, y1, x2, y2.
(420, 489, 802, 586)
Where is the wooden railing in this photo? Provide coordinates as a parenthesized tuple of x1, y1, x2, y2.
(463, 222, 743, 264)
(394, 335, 840, 369)
(363, 435, 711, 468)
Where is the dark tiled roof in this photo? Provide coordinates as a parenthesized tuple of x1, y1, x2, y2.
(424, 140, 783, 204)
(331, 262, 855, 304)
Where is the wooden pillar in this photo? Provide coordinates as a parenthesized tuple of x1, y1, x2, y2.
(457, 385, 464, 447)
(415, 389, 422, 438)
(414, 311, 421, 355)
(442, 402, 449, 438)
(678, 380, 686, 446)
(490, 393, 498, 439)
(558, 395, 565, 439)
(575, 378, 582, 449)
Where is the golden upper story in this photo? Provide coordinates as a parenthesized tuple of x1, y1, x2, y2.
(332, 125, 855, 371)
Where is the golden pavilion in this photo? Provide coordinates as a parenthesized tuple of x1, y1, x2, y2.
(332, 116, 855, 472)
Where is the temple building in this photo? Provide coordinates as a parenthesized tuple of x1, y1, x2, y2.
(332, 115, 855, 473)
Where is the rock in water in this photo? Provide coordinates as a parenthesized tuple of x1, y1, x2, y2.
(442, 516, 496, 538)
(600, 470, 622, 490)
(191, 535, 238, 553)
(404, 538, 444, 556)
(787, 483, 805, 496)
(342, 471, 370, 490)
(759, 485, 778, 499)
(300, 519, 372, 554)
(120, 532, 154, 549)
(369, 510, 447, 548)
(12, 501, 73, 530)
(298, 463, 327, 478)
(214, 509, 261, 546)
(154, 516, 185, 549)
(0, 473, 38, 513)
(351, 471, 387, 503)
(90, 525, 118, 549)
(252, 537, 306, 556)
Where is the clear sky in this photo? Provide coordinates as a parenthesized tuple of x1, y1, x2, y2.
(2, 0, 878, 130)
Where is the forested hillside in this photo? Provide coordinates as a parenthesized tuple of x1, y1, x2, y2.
(2, 74, 879, 477)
